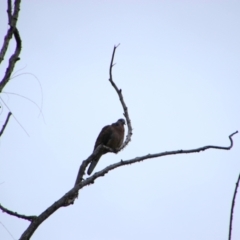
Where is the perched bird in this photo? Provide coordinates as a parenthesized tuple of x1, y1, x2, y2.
(87, 118, 125, 175)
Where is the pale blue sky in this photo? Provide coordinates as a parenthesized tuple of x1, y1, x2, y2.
(0, 1, 240, 240)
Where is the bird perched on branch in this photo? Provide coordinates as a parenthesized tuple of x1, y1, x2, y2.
(87, 118, 125, 175)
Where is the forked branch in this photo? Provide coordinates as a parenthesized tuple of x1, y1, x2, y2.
(74, 145, 105, 186)
(20, 130, 238, 240)
(0, 42, 233, 240)
(0, 0, 22, 93)
(83, 131, 238, 182)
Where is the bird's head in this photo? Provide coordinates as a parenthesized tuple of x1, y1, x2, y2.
(117, 118, 126, 125)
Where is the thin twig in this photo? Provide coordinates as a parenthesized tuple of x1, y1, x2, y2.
(0, 96, 29, 136)
(8, 71, 44, 119)
(228, 172, 240, 240)
(0, 203, 36, 222)
(109, 44, 133, 150)
(0, 221, 16, 240)
(19, 131, 238, 240)
(0, 111, 12, 137)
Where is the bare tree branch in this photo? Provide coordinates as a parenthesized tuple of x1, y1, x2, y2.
(0, 0, 21, 64)
(0, 2, 237, 239)
(7, 0, 12, 24)
(109, 44, 133, 150)
(19, 131, 238, 240)
(74, 145, 105, 186)
(83, 131, 238, 182)
(0, 27, 22, 93)
(0, 111, 12, 137)
(0, 203, 36, 222)
(228, 172, 240, 240)
(74, 145, 118, 188)
(73, 45, 133, 189)
(0, 0, 22, 140)
(0, 0, 22, 94)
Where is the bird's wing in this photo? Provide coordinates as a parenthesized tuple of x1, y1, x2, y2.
(87, 120, 124, 175)
(94, 125, 113, 150)
(108, 122, 125, 149)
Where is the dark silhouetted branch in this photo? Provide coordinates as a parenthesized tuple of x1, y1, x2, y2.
(0, 0, 22, 93)
(0, 203, 36, 222)
(7, 0, 12, 23)
(83, 131, 238, 182)
(0, 0, 21, 64)
(74, 144, 118, 187)
(19, 131, 238, 240)
(0, 111, 12, 137)
(109, 44, 133, 150)
(73, 45, 133, 190)
(0, 27, 22, 93)
(228, 172, 240, 240)
(74, 145, 104, 187)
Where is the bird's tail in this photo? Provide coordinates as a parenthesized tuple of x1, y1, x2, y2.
(87, 154, 102, 175)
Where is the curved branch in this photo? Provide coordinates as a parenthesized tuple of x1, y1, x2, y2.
(19, 131, 238, 240)
(0, 203, 36, 222)
(109, 44, 133, 150)
(228, 172, 240, 240)
(0, 112, 12, 137)
(73, 45, 132, 191)
(83, 131, 238, 181)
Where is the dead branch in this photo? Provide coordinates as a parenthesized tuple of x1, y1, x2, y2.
(82, 131, 238, 183)
(0, 0, 21, 65)
(74, 145, 105, 186)
(0, 203, 36, 222)
(0, 27, 22, 93)
(19, 44, 239, 239)
(109, 44, 133, 150)
(19, 131, 238, 240)
(228, 172, 240, 240)
(7, 0, 12, 23)
(0, 112, 12, 137)
(73, 45, 133, 189)
(0, 2, 237, 240)
(0, 0, 22, 94)
(74, 145, 119, 192)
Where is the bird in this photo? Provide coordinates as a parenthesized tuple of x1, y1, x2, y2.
(87, 118, 125, 175)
